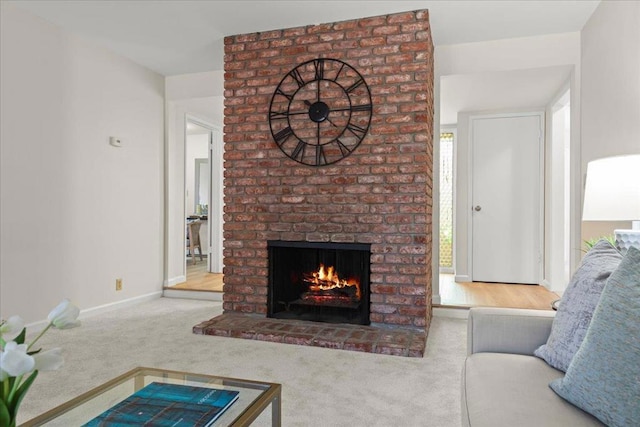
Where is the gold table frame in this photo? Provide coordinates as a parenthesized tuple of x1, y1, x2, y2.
(21, 367, 282, 426)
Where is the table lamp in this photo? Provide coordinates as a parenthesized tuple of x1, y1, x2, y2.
(582, 154, 640, 253)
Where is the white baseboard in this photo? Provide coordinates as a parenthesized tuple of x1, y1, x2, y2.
(163, 289, 223, 301)
(454, 275, 471, 283)
(25, 291, 163, 332)
(541, 279, 552, 290)
(81, 292, 163, 319)
(165, 275, 187, 286)
(433, 307, 470, 319)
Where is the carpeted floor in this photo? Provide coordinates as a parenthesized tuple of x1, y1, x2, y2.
(19, 297, 467, 426)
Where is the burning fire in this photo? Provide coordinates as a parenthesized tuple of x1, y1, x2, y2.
(304, 264, 361, 299)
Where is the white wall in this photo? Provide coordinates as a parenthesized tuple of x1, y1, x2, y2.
(0, 3, 165, 323)
(166, 71, 224, 99)
(434, 32, 582, 298)
(165, 72, 224, 284)
(580, 1, 640, 242)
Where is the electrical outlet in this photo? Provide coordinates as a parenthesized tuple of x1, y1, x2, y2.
(116, 278, 123, 291)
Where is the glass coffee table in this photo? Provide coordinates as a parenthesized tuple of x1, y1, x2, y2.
(21, 367, 281, 426)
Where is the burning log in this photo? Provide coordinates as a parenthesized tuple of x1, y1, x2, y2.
(308, 278, 347, 289)
(302, 264, 361, 300)
(305, 286, 358, 299)
(299, 292, 360, 308)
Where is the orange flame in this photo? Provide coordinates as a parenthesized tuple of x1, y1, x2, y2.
(306, 264, 361, 299)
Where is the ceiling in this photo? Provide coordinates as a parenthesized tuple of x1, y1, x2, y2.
(186, 121, 211, 136)
(440, 65, 574, 125)
(9, 0, 599, 76)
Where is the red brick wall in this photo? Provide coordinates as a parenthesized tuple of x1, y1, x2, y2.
(222, 10, 434, 331)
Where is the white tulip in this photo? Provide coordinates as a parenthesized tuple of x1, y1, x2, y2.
(33, 348, 63, 371)
(0, 315, 25, 341)
(0, 341, 35, 377)
(47, 299, 81, 329)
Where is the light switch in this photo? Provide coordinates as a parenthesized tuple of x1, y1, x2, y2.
(109, 137, 122, 147)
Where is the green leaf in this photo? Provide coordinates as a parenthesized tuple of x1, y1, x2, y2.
(0, 378, 7, 401)
(14, 328, 26, 346)
(8, 370, 38, 415)
(582, 235, 616, 252)
(4, 377, 16, 399)
(0, 398, 12, 427)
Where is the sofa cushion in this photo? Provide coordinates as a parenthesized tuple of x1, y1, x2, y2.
(550, 247, 640, 427)
(534, 240, 622, 371)
(462, 353, 603, 427)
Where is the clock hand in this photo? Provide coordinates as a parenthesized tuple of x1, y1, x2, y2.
(304, 100, 338, 127)
(325, 117, 338, 127)
(328, 107, 353, 113)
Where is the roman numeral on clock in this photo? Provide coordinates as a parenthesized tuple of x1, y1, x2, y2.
(288, 68, 305, 88)
(314, 59, 325, 80)
(273, 126, 293, 146)
(346, 123, 367, 138)
(269, 111, 289, 120)
(315, 145, 327, 166)
(351, 103, 372, 112)
(291, 140, 306, 161)
(345, 78, 365, 93)
(335, 139, 351, 156)
(275, 88, 293, 101)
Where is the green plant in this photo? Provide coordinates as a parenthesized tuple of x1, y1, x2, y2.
(583, 235, 616, 252)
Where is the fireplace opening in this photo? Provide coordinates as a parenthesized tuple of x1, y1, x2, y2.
(267, 241, 371, 325)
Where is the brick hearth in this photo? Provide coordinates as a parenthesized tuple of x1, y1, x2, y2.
(193, 314, 426, 357)
(213, 9, 434, 351)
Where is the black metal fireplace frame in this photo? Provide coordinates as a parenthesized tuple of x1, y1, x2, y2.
(267, 240, 371, 325)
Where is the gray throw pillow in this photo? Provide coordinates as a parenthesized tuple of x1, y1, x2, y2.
(550, 246, 640, 427)
(534, 240, 622, 372)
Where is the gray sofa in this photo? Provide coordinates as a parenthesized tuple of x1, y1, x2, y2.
(461, 307, 604, 427)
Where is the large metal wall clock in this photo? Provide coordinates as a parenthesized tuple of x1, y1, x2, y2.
(268, 58, 373, 166)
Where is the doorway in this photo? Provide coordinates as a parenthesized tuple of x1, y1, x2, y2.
(177, 117, 224, 292)
(436, 67, 578, 307)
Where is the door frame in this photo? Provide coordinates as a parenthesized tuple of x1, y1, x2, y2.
(467, 111, 545, 284)
(544, 84, 573, 293)
(184, 114, 223, 274)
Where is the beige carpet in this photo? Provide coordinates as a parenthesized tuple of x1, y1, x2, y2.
(19, 298, 467, 426)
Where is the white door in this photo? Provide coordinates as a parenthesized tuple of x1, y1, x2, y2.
(471, 114, 542, 284)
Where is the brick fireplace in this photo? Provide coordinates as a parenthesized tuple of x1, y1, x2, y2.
(221, 10, 434, 335)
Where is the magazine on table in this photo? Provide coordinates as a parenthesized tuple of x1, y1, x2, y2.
(83, 382, 240, 426)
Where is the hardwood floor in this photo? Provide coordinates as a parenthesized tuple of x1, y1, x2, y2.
(438, 274, 559, 310)
(168, 259, 223, 292)
(166, 263, 559, 311)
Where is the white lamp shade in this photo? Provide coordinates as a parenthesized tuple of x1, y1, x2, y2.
(582, 154, 640, 221)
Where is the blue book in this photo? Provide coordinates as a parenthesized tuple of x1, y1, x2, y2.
(84, 382, 240, 426)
